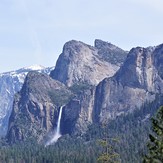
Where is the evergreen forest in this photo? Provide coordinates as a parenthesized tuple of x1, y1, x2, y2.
(0, 95, 163, 163)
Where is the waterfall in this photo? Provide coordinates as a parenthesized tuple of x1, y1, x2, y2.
(55, 106, 63, 137)
(45, 106, 63, 146)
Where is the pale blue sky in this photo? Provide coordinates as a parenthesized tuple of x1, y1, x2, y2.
(0, 0, 163, 73)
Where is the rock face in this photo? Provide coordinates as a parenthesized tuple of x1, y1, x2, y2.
(0, 65, 53, 136)
(7, 71, 72, 143)
(6, 40, 163, 144)
(50, 39, 127, 134)
(6, 39, 127, 142)
(61, 86, 96, 135)
(94, 39, 128, 66)
(93, 45, 163, 123)
(50, 40, 127, 87)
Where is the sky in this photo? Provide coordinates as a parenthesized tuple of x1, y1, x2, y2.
(0, 0, 163, 73)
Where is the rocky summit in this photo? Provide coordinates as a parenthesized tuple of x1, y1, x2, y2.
(5, 40, 163, 144)
(50, 40, 127, 87)
(93, 44, 163, 123)
(0, 65, 53, 136)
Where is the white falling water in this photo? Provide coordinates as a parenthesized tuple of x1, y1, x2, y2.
(45, 106, 63, 146)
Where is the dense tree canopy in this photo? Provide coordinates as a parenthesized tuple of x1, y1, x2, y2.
(0, 97, 162, 163)
(144, 106, 163, 163)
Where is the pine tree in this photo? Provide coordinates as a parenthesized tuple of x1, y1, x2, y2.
(97, 123, 120, 163)
(144, 106, 163, 163)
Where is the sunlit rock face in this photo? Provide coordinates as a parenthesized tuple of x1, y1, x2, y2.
(6, 39, 127, 142)
(93, 44, 163, 123)
(6, 40, 163, 144)
(50, 40, 127, 87)
(50, 39, 128, 135)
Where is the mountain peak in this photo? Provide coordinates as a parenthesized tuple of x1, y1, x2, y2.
(94, 39, 128, 66)
(115, 45, 161, 91)
(0, 66, 53, 136)
(50, 39, 125, 87)
(23, 65, 45, 71)
(94, 39, 116, 49)
(62, 40, 94, 56)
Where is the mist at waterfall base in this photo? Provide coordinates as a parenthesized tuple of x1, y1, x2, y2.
(45, 106, 63, 146)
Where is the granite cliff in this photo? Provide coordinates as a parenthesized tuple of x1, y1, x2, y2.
(6, 40, 163, 144)
(7, 72, 72, 143)
(0, 66, 53, 136)
(94, 45, 163, 123)
(50, 39, 127, 86)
